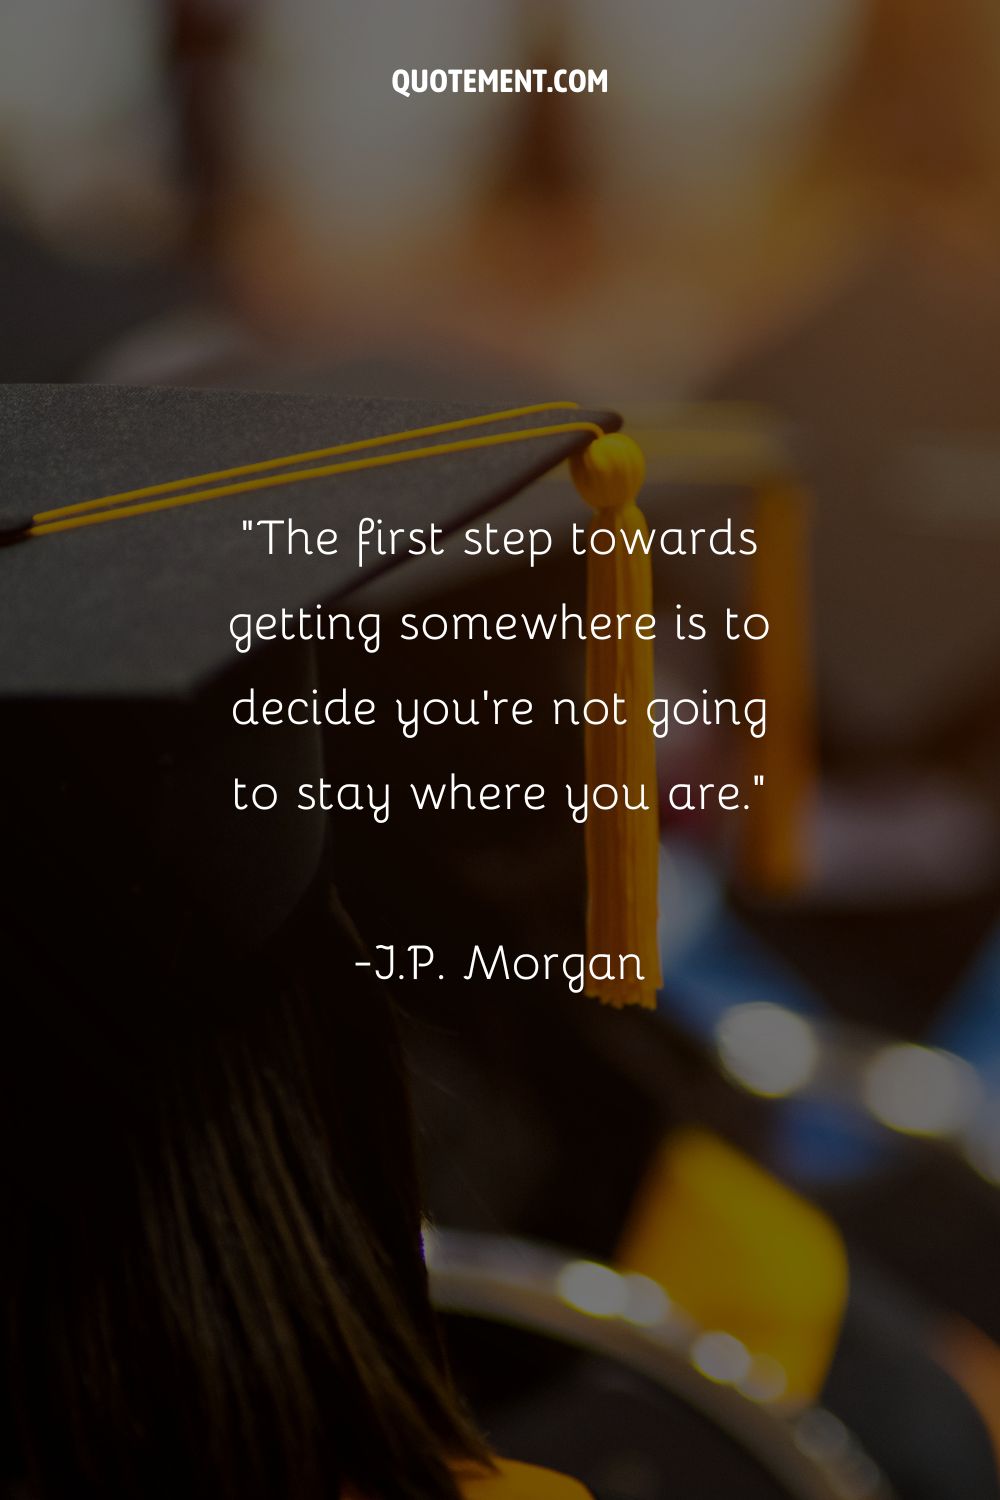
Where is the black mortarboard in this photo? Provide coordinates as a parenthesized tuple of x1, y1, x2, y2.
(0, 386, 619, 697)
(3, 384, 659, 1017)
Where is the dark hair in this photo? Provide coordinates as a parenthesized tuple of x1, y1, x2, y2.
(2, 891, 486, 1500)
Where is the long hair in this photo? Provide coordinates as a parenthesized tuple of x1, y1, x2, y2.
(1, 889, 486, 1500)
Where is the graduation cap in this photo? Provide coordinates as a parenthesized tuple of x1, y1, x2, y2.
(1, 384, 661, 1015)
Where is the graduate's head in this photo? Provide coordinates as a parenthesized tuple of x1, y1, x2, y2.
(3, 387, 620, 1500)
(0, 652, 482, 1497)
(0, 386, 639, 1496)
(2, 872, 484, 1500)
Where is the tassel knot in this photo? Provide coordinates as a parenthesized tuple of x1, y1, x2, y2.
(570, 433, 646, 512)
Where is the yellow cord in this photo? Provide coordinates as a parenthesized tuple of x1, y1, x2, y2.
(29, 402, 593, 535)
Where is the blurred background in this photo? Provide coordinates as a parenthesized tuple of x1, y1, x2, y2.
(4, 3, 1000, 1497)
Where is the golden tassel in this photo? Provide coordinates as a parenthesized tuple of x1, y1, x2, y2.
(570, 434, 661, 1008)
(738, 479, 816, 894)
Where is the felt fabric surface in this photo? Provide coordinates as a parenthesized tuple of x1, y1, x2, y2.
(0, 384, 619, 698)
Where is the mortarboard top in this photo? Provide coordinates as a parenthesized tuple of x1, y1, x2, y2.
(0, 385, 619, 698)
(2, 384, 659, 1016)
